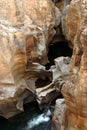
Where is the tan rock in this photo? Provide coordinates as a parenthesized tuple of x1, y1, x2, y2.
(0, 0, 61, 118)
(52, 99, 67, 130)
(36, 56, 70, 105)
(57, 0, 87, 130)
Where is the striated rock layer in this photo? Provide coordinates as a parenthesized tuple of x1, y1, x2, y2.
(1, 2, 87, 130)
(0, 0, 61, 118)
(53, 0, 87, 130)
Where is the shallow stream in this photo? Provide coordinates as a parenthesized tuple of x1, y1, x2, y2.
(0, 102, 54, 130)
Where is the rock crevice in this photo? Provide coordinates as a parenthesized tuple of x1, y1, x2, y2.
(53, 0, 87, 130)
(0, 0, 62, 118)
(0, 2, 86, 130)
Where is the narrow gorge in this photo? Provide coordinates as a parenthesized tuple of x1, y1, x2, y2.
(0, 0, 87, 130)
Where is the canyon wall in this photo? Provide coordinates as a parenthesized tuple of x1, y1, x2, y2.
(53, 0, 87, 130)
(0, 0, 61, 118)
(0, 1, 87, 130)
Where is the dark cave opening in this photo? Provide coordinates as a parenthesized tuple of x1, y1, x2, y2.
(46, 41, 73, 69)
(45, 41, 73, 101)
(36, 41, 72, 101)
(35, 77, 51, 88)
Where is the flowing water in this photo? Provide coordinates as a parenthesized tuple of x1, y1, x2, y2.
(0, 102, 54, 130)
(0, 42, 71, 130)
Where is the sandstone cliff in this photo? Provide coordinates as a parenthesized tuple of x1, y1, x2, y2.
(0, 0, 61, 118)
(53, 0, 87, 130)
(0, 1, 87, 130)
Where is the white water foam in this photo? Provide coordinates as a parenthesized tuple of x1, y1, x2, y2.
(25, 109, 51, 129)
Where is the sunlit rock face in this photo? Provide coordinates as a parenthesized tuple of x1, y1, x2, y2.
(0, 0, 61, 118)
(55, 0, 87, 130)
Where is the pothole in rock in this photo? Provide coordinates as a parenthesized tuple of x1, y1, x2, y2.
(46, 41, 73, 69)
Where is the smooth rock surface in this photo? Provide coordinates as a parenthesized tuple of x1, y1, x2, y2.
(0, 0, 61, 118)
(36, 56, 70, 104)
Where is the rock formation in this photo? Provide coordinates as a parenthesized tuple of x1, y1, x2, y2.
(36, 56, 70, 105)
(53, 0, 87, 130)
(0, 1, 87, 130)
(0, 0, 61, 118)
(52, 99, 67, 130)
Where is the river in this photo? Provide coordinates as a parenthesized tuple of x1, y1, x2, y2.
(0, 102, 55, 130)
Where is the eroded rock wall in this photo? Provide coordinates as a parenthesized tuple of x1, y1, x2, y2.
(0, 0, 61, 118)
(53, 0, 87, 130)
(1, 2, 87, 130)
